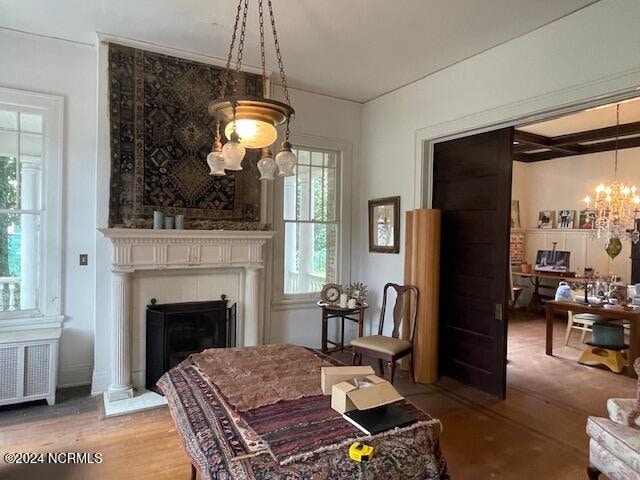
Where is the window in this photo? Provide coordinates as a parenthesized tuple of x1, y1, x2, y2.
(283, 147, 340, 295)
(0, 88, 62, 322)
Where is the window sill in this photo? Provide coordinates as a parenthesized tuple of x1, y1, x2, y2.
(0, 314, 64, 332)
(272, 297, 320, 312)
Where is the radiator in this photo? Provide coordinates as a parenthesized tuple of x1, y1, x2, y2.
(0, 328, 61, 406)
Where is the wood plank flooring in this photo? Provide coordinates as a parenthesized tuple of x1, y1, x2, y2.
(0, 311, 634, 479)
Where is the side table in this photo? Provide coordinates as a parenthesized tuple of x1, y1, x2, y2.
(317, 301, 368, 354)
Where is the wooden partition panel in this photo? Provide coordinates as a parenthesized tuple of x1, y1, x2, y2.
(403, 208, 441, 383)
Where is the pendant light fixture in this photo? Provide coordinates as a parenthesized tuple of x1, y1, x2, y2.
(207, 0, 297, 178)
(582, 103, 640, 247)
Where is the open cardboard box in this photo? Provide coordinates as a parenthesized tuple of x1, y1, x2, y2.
(331, 375, 403, 414)
(321, 365, 375, 395)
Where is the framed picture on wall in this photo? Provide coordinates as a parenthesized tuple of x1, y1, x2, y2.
(537, 210, 555, 229)
(368, 196, 400, 253)
(579, 209, 597, 229)
(557, 210, 575, 229)
(511, 200, 522, 229)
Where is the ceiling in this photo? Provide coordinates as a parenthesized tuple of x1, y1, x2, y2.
(514, 96, 640, 162)
(0, 0, 598, 103)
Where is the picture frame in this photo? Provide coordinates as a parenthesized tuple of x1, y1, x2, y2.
(510, 200, 521, 229)
(368, 196, 400, 253)
(557, 209, 575, 229)
(537, 210, 555, 229)
(534, 250, 571, 273)
(579, 209, 597, 229)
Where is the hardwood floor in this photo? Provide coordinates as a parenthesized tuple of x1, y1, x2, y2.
(0, 312, 634, 479)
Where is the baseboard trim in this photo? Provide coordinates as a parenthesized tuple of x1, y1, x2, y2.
(58, 363, 93, 388)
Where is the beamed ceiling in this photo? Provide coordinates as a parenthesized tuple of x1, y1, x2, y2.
(514, 97, 640, 162)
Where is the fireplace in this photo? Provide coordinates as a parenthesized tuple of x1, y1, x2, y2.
(145, 296, 236, 393)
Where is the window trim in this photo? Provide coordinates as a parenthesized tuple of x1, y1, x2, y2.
(272, 133, 352, 307)
(0, 87, 64, 326)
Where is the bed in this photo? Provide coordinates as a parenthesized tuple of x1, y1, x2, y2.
(158, 344, 448, 479)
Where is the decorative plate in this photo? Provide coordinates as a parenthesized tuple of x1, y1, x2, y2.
(321, 283, 342, 303)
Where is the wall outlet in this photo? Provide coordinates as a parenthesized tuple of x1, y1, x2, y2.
(79, 254, 88, 266)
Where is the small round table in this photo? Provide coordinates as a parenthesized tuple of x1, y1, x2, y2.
(317, 301, 368, 354)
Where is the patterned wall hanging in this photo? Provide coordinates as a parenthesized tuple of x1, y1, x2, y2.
(108, 43, 264, 228)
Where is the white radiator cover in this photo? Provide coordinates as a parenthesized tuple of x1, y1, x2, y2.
(0, 328, 61, 406)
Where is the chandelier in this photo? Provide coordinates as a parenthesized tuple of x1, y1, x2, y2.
(583, 104, 640, 247)
(206, 0, 297, 180)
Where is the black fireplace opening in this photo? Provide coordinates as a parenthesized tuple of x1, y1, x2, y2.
(146, 295, 236, 394)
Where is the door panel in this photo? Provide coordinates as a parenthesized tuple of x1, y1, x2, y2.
(433, 127, 513, 398)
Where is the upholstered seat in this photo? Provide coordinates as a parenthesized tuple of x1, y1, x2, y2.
(351, 283, 419, 384)
(587, 417, 640, 475)
(587, 358, 640, 479)
(350, 335, 412, 355)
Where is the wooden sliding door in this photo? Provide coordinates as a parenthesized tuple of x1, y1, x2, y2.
(432, 127, 514, 399)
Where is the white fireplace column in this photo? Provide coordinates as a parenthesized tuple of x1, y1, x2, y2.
(244, 267, 261, 346)
(107, 270, 134, 401)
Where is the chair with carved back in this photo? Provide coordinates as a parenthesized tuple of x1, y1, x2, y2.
(350, 283, 419, 384)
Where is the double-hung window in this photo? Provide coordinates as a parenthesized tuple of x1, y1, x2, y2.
(283, 146, 340, 296)
(0, 88, 62, 322)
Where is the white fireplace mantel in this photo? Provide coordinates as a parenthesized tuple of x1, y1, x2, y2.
(99, 228, 274, 411)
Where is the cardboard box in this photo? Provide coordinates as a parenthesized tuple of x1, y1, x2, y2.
(331, 375, 403, 414)
(320, 365, 375, 395)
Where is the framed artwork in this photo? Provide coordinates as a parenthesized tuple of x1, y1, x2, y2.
(368, 196, 400, 253)
(557, 210, 575, 229)
(511, 200, 521, 229)
(537, 210, 555, 229)
(579, 209, 597, 229)
(534, 250, 571, 273)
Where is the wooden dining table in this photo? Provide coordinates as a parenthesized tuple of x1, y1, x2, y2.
(545, 300, 640, 377)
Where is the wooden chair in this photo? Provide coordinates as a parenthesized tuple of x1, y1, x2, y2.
(350, 283, 418, 384)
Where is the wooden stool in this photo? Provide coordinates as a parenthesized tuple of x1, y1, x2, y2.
(578, 343, 628, 373)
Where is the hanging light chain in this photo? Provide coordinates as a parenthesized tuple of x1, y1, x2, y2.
(258, 0, 267, 97)
(233, 0, 250, 96)
(220, 0, 244, 99)
(267, 0, 291, 107)
(614, 103, 620, 178)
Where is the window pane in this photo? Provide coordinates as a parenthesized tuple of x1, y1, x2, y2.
(0, 156, 18, 209)
(311, 166, 325, 221)
(0, 212, 40, 311)
(0, 131, 18, 157)
(19, 113, 43, 133)
(296, 165, 310, 221)
(297, 149, 310, 166)
(325, 165, 337, 222)
(311, 151, 323, 166)
(284, 222, 337, 294)
(283, 174, 297, 221)
(20, 133, 43, 157)
(0, 110, 18, 130)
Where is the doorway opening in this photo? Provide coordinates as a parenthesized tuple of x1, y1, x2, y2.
(432, 93, 640, 400)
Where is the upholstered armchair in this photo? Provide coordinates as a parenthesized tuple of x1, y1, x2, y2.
(587, 359, 640, 479)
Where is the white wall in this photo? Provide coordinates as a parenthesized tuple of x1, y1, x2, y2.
(267, 86, 363, 347)
(358, 0, 640, 334)
(0, 29, 97, 387)
(512, 147, 640, 229)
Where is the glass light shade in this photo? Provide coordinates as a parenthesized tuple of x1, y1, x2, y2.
(275, 149, 297, 177)
(225, 119, 277, 149)
(257, 154, 276, 181)
(207, 150, 226, 176)
(222, 140, 246, 170)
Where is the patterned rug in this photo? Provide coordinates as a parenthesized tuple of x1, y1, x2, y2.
(158, 346, 449, 479)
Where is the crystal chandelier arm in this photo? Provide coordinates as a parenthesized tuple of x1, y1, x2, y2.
(267, 0, 291, 107)
(221, 0, 244, 99)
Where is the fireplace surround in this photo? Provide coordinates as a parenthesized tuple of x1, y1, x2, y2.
(99, 228, 274, 414)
